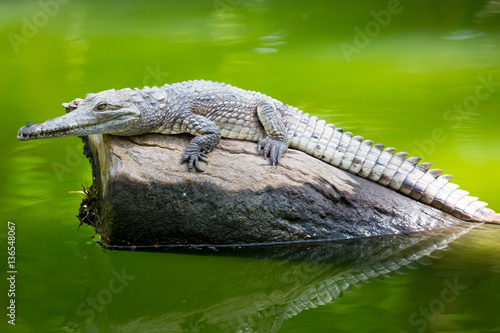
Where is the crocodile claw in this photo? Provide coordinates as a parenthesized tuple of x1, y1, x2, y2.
(62, 98, 84, 113)
(257, 138, 288, 166)
(181, 152, 208, 172)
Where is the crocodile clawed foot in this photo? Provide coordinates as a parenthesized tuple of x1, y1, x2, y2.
(257, 138, 288, 166)
(181, 152, 208, 172)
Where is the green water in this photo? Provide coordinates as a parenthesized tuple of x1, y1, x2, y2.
(1, 0, 500, 332)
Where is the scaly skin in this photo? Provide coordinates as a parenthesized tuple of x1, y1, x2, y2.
(17, 80, 499, 223)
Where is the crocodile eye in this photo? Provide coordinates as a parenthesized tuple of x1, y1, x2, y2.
(95, 103, 108, 111)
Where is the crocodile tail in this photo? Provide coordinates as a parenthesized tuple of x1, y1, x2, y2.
(482, 212, 500, 224)
(286, 113, 495, 223)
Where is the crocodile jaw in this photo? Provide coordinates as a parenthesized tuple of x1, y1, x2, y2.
(17, 112, 139, 141)
(19, 123, 105, 141)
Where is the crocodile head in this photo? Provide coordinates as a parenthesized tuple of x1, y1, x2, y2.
(17, 89, 143, 141)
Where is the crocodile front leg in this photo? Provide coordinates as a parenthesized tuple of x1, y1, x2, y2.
(177, 114, 221, 172)
(256, 101, 289, 165)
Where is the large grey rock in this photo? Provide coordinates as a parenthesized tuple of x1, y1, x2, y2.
(81, 134, 464, 246)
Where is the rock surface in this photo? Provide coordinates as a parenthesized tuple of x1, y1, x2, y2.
(82, 133, 465, 246)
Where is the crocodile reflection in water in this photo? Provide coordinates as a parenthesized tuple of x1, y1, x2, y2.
(63, 224, 477, 333)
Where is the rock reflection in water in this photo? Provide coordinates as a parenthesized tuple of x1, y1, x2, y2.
(64, 224, 478, 333)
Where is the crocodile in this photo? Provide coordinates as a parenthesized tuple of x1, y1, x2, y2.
(17, 80, 499, 223)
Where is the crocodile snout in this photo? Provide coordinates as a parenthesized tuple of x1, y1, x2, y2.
(17, 125, 35, 141)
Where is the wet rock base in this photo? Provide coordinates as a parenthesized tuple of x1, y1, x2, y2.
(81, 134, 463, 246)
